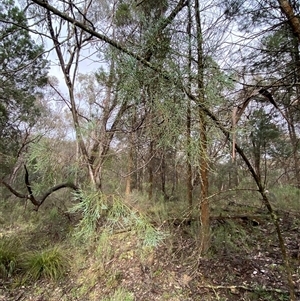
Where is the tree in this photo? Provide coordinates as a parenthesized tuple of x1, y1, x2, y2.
(0, 0, 48, 176)
(223, 0, 300, 189)
(278, 0, 300, 41)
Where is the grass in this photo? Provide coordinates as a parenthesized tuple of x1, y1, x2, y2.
(22, 247, 69, 281)
(101, 287, 134, 301)
(0, 185, 299, 300)
(0, 238, 21, 278)
(270, 185, 300, 211)
(0, 237, 69, 282)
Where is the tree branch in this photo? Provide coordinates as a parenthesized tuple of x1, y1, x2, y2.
(1, 166, 79, 210)
(24, 164, 39, 206)
(39, 182, 80, 207)
(1, 180, 27, 199)
(30, 0, 172, 79)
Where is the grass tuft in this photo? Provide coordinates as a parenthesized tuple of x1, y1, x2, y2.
(22, 247, 69, 281)
(0, 238, 21, 278)
(101, 287, 134, 301)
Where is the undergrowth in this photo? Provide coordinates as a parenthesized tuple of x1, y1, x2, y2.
(0, 236, 68, 282)
(101, 287, 134, 301)
(22, 247, 69, 281)
(70, 189, 166, 248)
(0, 185, 298, 300)
(0, 238, 21, 278)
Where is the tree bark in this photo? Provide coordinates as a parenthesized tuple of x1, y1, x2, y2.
(278, 0, 300, 42)
(186, 0, 193, 209)
(195, 0, 210, 255)
(148, 139, 154, 201)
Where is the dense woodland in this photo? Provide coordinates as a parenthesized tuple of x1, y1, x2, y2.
(0, 0, 300, 300)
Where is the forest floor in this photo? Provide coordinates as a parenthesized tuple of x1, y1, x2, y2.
(0, 196, 299, 301)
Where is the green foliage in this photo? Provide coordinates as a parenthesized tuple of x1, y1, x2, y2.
(70, 189, 108, 242)
(95, 229, 113, 267)
(135, 215, 166, 247)
(70, 190, 166, 247)
(0, 238, 21, 278)
(270, 185, 300, 211)
(0, 0, 48, 162)
(211, 220, 250, 255)
(246, 288, 289, 301)
(26, 137, 77, 194)
(249, 109, 280, 147)
(107, 195, 167, 247)
(22, 247, 69, 281)
(114, 3, 132, 27)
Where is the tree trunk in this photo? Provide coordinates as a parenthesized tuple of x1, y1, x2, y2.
(46, 6, 97, 188)
(148, 140, 154, 201)
(287, 108, 300, 188)
(161, 154, 167, 199)
(125, 146, 133, 198)
(277, 0, 300, 42)
(195, 0, 210, 254)
(186, 0, 193, 209)
(290, 35, 300, 188)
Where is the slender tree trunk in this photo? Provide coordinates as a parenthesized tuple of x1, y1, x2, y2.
(290, 36, 300, 188)
(195, 0, 210, 254)
(46, 9, 97, 188)
(148, 139, 154, 201)
(171, 150, 178, 195)
(125, 145, 133, 198)
(161, 154, 167, 199)
(74, 139, 80, 187)
(125, 123, 135, 198)
(187, 106, 193, 208)
(252, 141, 261, 183)
(186, 0, 193, 209)
(287, 108, 300, 188)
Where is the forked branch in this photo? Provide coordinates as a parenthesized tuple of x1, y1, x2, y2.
(1, 165, 79, 210)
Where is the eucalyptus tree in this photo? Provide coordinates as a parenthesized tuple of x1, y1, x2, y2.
(25, 0, 137, 190)
(255, 27, 300, 187)
(114, 0, 234, 253)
